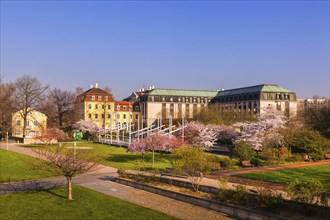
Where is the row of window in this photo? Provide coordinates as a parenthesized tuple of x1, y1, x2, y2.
(116, 105, 140, 111)
(141, 95, 211, 103)
(88, 104, 111, 110)
(88, 113, 139, 120)
(91, 96, 110, 101)
(16, 120, 40, 126)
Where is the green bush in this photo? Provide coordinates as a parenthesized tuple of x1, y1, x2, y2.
(219, 157, 234, 170)
(285, 154, 304, 163)
(250, 157, 266, 166)
(231, 141, 256, 161)
(284, 129, 327, 159)
(286, 178, 324, 205)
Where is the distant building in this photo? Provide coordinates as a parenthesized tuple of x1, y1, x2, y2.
(138, 87, 218, 126)
(12, 109, 47, 138)
(297, 98, 329, 115)
(75, 83, 115, 130)
(114, 101, 140, 130)
(211, 84, 297, 117)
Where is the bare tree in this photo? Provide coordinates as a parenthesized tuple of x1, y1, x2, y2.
(0, 81, 15, 134)
(49, 88, 75, 127)
(13, 74, 49, 137)
(35, 144, 100, 200)
(36, 127, 67, 145)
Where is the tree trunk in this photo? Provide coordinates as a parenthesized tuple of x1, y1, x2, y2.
(67, 176, 73, 200)
(152, 150, 155, 168)
(22, 114, 27, 138)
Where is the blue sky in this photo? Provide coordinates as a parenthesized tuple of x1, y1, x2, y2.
(1, 1, 329, 99)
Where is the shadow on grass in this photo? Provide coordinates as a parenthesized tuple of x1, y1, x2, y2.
(41, 187, 67, 199)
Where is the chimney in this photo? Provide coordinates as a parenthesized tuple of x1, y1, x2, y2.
(95, 83, 99, 88)
(90, 84, 94, 89)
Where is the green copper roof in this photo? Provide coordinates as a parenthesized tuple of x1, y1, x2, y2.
(215, 84, 293, 97)
(146, 89, 218, 97)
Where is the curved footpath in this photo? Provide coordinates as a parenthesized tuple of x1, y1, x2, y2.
(0, 143, 232, 220)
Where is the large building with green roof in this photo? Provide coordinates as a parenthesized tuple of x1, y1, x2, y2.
(138, 87, 218, 126)
(211, 84, 297, 116)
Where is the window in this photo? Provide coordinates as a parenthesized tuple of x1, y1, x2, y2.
(162, 97, 165, 102)
(123, 114, 126, 119)
(27, 121, 31, 127)
(123, 106, 127, 110)
(170, 98, 173, 102)
(102, 114, 105, 118)
(117, 114, 120, 119)
(129, 105, 133, 111)
(34, 121, 38, 126)
(89, 114, 92, 118)
(88, 104, 92, 109)
(15, 130, 21, 136)
(130, 114, 132, 119)
(98, 96, 102, 101)
(95, 114, 98, 119)
(108, 114, 111, 118)
(108, 105, 111, 109)
(185, 98, 189, 102)
(102, 104, 105, 109)
(116, 105, 120, 110)
(16, 120, 21, 126)
(105, 96, 108, 101)
(95, 104, 98, 109)
(193, 98, 196, 103)
(135, 106, 139, 111)
(135, 114, 138, 120)
(178, 98, 181, 102)
(91, 96, 95, 101)
(276, 94, 280, 100)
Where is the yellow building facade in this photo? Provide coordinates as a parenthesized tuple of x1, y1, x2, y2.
(12, 109, 47, 138)
(114, 101, 140, 130)
(75, 84, 116, 130)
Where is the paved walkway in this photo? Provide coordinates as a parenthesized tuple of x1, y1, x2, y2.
(0, 143, 233, 220)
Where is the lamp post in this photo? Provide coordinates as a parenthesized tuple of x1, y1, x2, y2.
(6, 132, 9, 150)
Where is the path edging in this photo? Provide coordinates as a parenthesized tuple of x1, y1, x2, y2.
(113, 177, 289, 220)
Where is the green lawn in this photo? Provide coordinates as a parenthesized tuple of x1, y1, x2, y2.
(25, 142, 172, 170)
(0, 149, 54, 183)
(0, 186, 176, 220)
(236, 164, 330, 190)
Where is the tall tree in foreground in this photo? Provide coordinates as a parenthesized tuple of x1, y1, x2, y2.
(0, 81, 15, 133)
(13, 74, 49, 137)
(35, 144, 100, 200)
(49, 88, 75, 127)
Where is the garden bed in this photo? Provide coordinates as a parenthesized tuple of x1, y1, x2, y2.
(115, 172, 330, 220)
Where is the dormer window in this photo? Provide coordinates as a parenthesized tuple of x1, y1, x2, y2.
(170, 98, 173, 102)
(105, 96, 108, 101)
(178, 98, 181, 102)
(91, 96, 95, 101)
(98, 96, 102, 101)
(162, 97, 165, 101)
(116, 105, 120, 110)
(123, 106, 127, 110)
(135, 106, 139, 111)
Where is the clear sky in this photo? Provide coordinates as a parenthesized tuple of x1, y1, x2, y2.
(1, 0, 329, 99)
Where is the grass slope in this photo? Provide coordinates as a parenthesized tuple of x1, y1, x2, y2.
(0, 186, 176, 220)
(25, 142, 172, 170)
(0, 149, 53, 183)
(236, 164, 330, 190)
